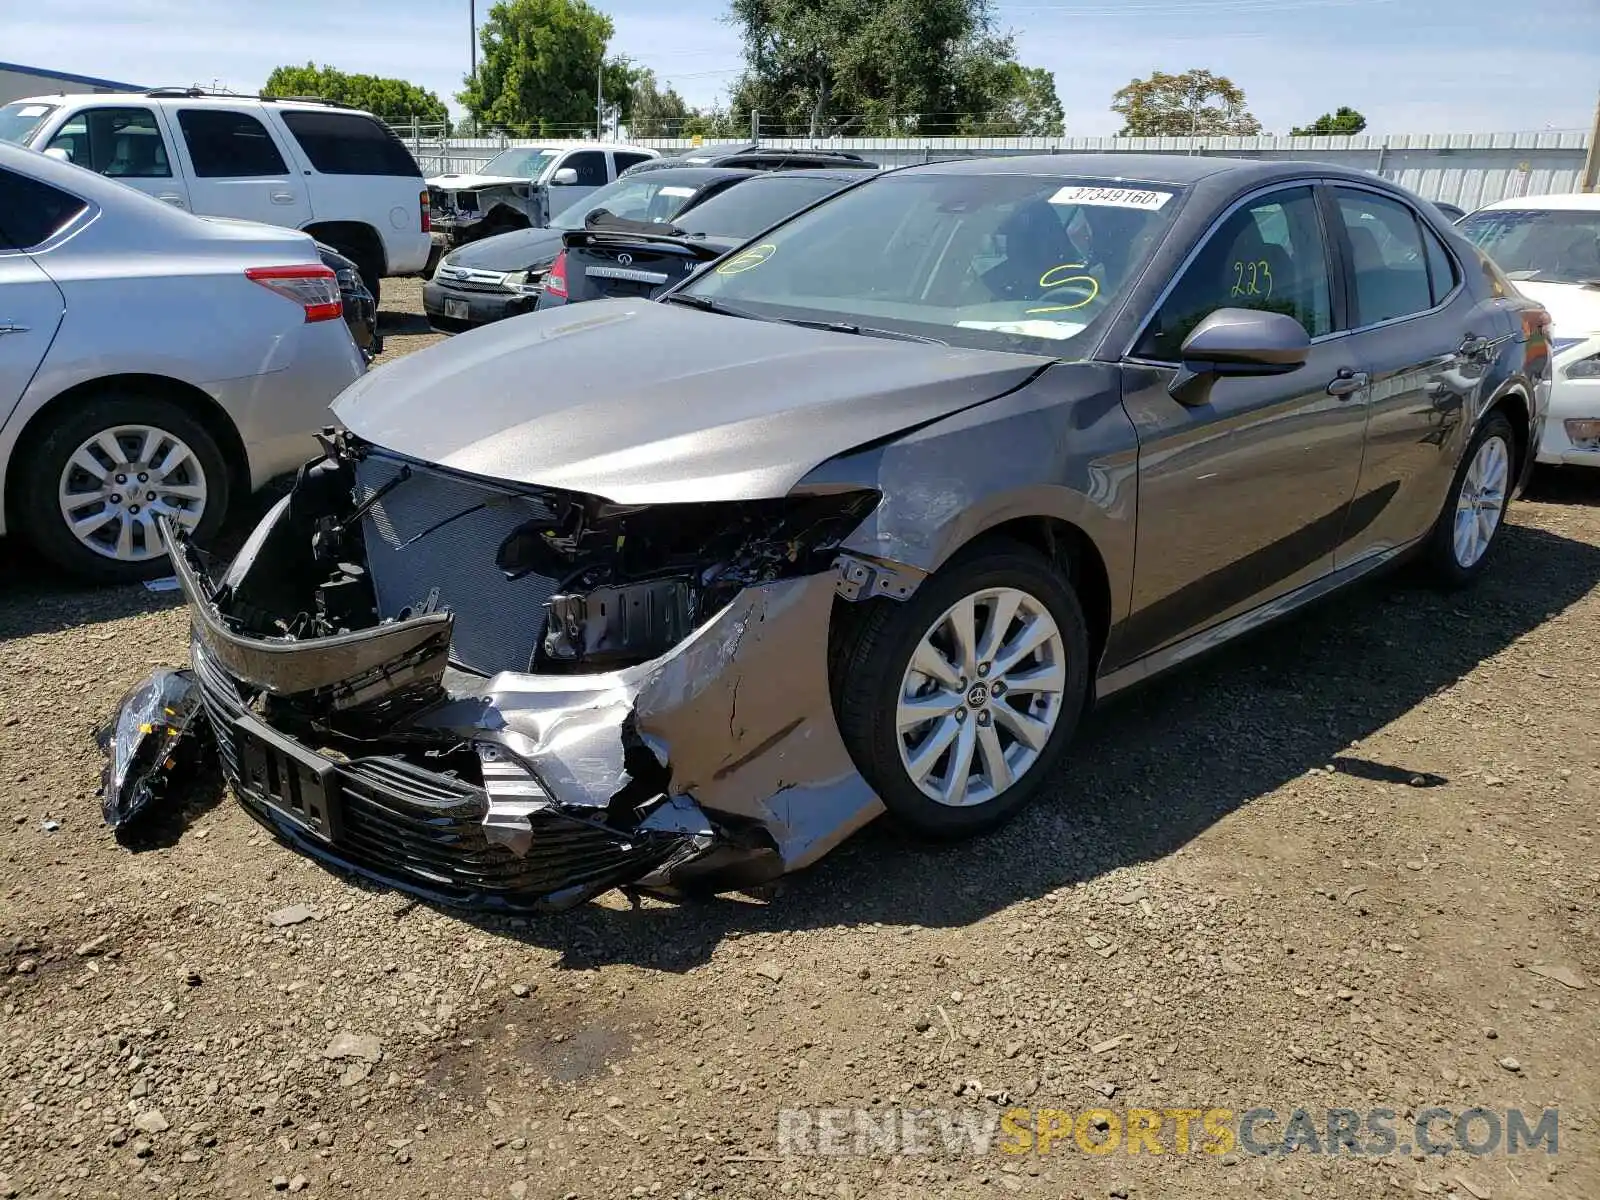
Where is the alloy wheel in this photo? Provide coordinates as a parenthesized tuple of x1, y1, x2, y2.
(895, 586, 1068, 808)
(56, 425, 208, 563)
(1452, 433, 1510, 569)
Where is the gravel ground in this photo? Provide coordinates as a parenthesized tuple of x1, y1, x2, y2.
(1, 279, 1597, 1199)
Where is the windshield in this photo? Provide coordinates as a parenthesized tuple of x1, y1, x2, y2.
(679, 173, 1183, 356)
(0, 102, 58, 145)
(479, 148, 562, 180)
(1458, 208, 1600, 284)
(674, 175, 857, 240)
(550, 176, 706, 230)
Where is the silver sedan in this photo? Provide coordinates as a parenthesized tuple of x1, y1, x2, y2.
(0, 142, 365, 582)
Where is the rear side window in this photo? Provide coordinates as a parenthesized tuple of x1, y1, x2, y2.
(613, 151, 652, 173)
(0, 168, 88, 250)
(279, 111, 421, 177)
(676, 175, 854, 240)
(1422, 223, 1459, 306)
(177, 109, 287, 178)
(1333, 188, 1436, 326)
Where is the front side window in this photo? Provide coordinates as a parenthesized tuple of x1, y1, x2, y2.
(1136, 186, 1333, 362)
(45, 107, 170, 178)
(0, 168, 88, 250)
(1457, 207, 1600, 286)
(177, 109, 288, 178)
(0, 102, 59, 145)
(1334, 188, 1436, 326)
(680, 173, 1184, 357)
(560, 151, 607, 186)
(279, 111, 420, 177)
(480, 148, 561, 180)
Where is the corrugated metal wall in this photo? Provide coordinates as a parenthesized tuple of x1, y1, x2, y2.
(409, 130, 1592, 209)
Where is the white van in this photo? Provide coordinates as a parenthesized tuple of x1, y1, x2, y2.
(0, 89, 432, 302)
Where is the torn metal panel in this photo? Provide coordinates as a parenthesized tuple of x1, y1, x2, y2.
(164, 517, 452, 706)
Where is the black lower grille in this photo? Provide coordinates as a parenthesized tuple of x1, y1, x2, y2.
(192, 638, 675, 905)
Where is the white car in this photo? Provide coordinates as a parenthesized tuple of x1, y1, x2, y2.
(0, 90, 432, 303)
(426, 142, 658, 247)
(1459, 193, 1600, 468)
(0, 142, 364, 582)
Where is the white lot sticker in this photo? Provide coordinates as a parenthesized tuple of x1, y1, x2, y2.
(1049, 185, 1173, 210)
(658, 186, 697, 197)
(16, 105, 49, 117)
(957, 319, 1088, 341)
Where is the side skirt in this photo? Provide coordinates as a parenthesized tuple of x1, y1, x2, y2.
(1094, 539, 1420, 700)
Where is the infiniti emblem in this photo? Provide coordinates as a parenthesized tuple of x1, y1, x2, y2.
(617, 253, 633, 266)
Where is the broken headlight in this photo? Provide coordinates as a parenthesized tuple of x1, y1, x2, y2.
(495, 488, 880, 669)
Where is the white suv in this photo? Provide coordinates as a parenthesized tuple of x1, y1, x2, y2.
(0, 89, 431, 302)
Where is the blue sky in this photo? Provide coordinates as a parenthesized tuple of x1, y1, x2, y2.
(9, 0, 1598, 136)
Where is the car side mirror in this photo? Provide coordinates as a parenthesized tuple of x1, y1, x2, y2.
(551, 168, 579, 186)
(1169, 308, 1311, 405)
(43, 146, 72, 163)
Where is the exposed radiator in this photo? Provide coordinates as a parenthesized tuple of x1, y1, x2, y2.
(354, 454, 560, 677)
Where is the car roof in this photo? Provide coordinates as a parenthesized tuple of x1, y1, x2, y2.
(10, 90, 380, 117)
(618, 165, 758, 185)
(741, 168, 873, 183)
(897, 152, 1385, 188)
(488, 141, 655, 155)
(1474, 192, 1600, 213)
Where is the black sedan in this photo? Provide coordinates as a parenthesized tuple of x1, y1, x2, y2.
(537, 169, 867, 309)
(422, 167, 760, 332)
(315, 241, 381, 362)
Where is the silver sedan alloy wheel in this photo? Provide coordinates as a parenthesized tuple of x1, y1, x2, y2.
(895, 586, 1068, 808)
(57, 425, 208, 562)
(1453, 432, 1510, 570)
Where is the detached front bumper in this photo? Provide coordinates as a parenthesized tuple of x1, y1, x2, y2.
(160, 507, 880, 910)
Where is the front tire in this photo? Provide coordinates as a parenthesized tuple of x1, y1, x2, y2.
(831, 538, 1090, 839)
(1420, 410, 1515, 588)
(16, 394, 231, 584)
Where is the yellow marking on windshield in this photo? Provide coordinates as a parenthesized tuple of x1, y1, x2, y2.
(716, 243, 777, 275)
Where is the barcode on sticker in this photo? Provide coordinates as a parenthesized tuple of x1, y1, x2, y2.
(1049, 186, 1173, 210)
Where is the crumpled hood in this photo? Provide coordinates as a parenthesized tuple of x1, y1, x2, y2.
(445, 225, 564, 271)
(1514, 281, 1600, 337)
(427, 173, 536, 192)
(333, 300, 1049, 504)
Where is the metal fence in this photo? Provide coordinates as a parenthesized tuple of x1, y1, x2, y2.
(389, 122, 1592, 210)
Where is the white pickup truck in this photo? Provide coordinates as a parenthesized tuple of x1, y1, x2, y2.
(0, 89, 432, 302)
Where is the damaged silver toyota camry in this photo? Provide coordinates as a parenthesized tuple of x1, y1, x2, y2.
(109, 154, 1551, 910)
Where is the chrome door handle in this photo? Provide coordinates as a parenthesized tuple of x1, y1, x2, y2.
(270, 190, 297, 205)
(1327, 369, 1369, 397)
(156, 193, 186, 208)
(0, 322, 29, 336)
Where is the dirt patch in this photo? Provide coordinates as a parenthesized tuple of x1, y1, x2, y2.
(0, 284, 1595, 1199)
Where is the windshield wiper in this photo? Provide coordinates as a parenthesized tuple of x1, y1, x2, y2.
(775, 317, 946, 345)
(658, 293, 765, 320)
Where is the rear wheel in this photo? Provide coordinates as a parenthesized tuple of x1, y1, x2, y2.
(832, 539, 1090, 839)
(16, 394, 230, 584)
(1419, 410, 1515, 588)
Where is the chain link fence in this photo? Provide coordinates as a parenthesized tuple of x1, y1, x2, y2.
(386, 115, 1592, 209)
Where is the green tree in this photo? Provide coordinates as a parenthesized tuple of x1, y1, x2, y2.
(612, 63, 692, 137)
(1111, 69, 1261, 137)
(262, 63, 448, 123)
(458, 0, 621, 134)
(1290, 105, 1368, 136)
(727, 0, 1060, 137)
